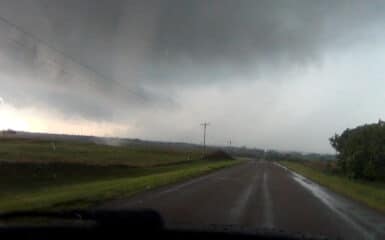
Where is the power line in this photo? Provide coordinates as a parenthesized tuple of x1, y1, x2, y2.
(0, 13, 146, 101)
(200, 122, 210, 158)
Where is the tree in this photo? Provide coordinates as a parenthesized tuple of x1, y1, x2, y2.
(330, 122, 385, 180)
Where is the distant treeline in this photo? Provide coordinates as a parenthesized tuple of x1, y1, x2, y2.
(227, 147, 265, 159)
(264, 150, 335, 162)
(330, 121, 385, 180)
(225, 145, 335, 162)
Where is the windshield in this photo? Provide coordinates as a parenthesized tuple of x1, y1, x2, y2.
(0, 1, 385, 239)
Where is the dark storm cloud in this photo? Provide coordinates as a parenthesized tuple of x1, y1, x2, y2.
(147, 0, 385, 84)
(0, 0, 384, 119)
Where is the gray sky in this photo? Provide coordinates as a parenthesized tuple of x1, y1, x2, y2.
(0, 0, 385, 153)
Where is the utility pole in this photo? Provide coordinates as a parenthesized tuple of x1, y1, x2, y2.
(200, 122, 210, 158)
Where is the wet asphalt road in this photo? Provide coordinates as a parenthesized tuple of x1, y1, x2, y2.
(100, 160, 385, 239)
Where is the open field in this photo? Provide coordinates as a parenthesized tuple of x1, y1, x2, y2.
(0, 161, 226, 196)
(0, 138, 202, 167)
(280, 161, 385, 214)
(0, 160, 240, 212)
(0, 137, 240, 212)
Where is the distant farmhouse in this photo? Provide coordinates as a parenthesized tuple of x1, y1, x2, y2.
(1, 129, 17, 136)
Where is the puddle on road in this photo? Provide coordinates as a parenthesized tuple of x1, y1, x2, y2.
(274, 162, 385, 240)
(262, 171, 274, 229)
(229, 175, 255, 223)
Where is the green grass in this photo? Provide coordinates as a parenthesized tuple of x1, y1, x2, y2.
(280, 161, 385, 214)
(0, 137, 241, 212)
(0, 138, 201, 167)
(0, 160, 241, 212)
(0, 161, 217, 196)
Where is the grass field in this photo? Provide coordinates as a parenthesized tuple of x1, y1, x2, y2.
(0, 160, 240, 212)
(0, 137, 241, 212)
(0, 138, 202, 167)
(280, 161, 385, 214)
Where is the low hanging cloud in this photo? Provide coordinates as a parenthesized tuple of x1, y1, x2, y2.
(1, 0, 384, 118)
